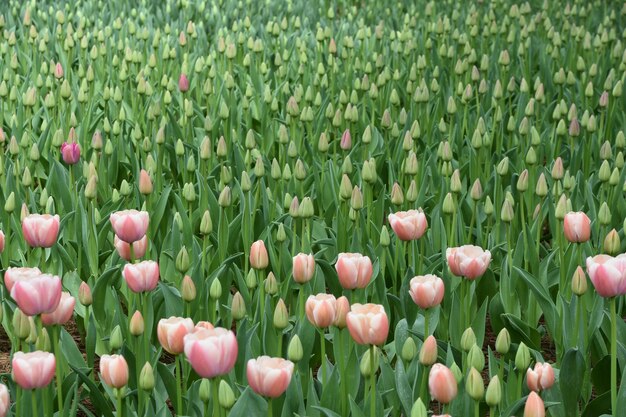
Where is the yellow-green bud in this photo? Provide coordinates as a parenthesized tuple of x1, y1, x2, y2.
(571, 266, 588, 296)
(110, 325, 123, 351)
(450, 362, 463, 383)
(517, 169, 529, 192)
(200, 210, 212, 235)
(410, 399, 427, 417)
(219, 380, 236, 409)
(461, 328, 476, 351)
(210, 278, 222, 301)
(496, 328, 511, 354)
(199, 379, 211, 403)
(497, 157, 510, 176)
(265, 272, 278, 295)
(176, 246, 190, 273)
(288, 335, 304, 362)
(466, 367, 485, 400)
(467, 344, 485, 372)
(13, 308, 31, 340)
(598, 202, 611, 225)
(360, 346, 379, 377)
(273, 299, 289, 330)
(351, 186, 363, 210)
(515, 342, 531, 371)
(181, 275, 196, 302)
(140, 362, 155, 391)
(401, 337, 418, 362)
(231, 292, 246, 320)
(300, 197, 314, 218)
(485, 375, 502, 406)
(604, 229, 621, 255)
(442, 192, 455, 214)
(218, 186, 232, 207)
(36, 327, 51, 352)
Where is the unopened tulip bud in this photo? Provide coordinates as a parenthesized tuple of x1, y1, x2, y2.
(571, 265, 588, 295)
(496, 328, 511, 354)
(419, 335, 438, 366)
(4, 192, 15, 213)
(274, 299, 289, 330)
(598, 202, 611, 225)
(610, 168, 620, 185)
(515, 342, 531, 371)
(13, 308, 31, 340)
(79, 282, 92, 306)
(517, 169, 529, 192)
(130, 311, 144, 336)
(360, 346, 379, 377)
(450, 170, 462, 194)
(391, 184, 405, 206)
(461, 328, 476, 351)
(401, 338, 417, 362)
(300, 197, 314, 218)
(524, 391, 545, 417)
(467, 344, 485, 372)
(485, 375, 502, 406)
(218, 186, 231, 207)
(110, 325, 123, 350)
(139, 170, 153, 195)
(442, 193, 455, 214)
(470, 179, 483, 201)
(181, 275, 196, 302)
(264, 272, 278, 295)
(484, 196, 494, 216)
(231, 292, 246, 320)
(536, 173, 548, 197)
(219, 380, 236, 409)
(466, 367, 485, 400)
(209, 278, 222, 301)
(450, 362, 463, 383)
(497, 157, 509, 176)
(36, 327, 51, 351)
(200, 210, 212, 235)
(599, 160, 611, 182)
(139, 362, 155, 391)
(410, 398, 427, 417)
(176, 247, 190, 273)
(288, 335, 304, 362)
(199, 379, 211, 403)
(245, 269, 257, 290)
(276, 224, 287, 243)
(340, 175, 352, 200)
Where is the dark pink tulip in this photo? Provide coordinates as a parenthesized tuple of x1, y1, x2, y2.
(11, 274, 62, 316)
(122, 261, 160, 293)
(0, 230, 4, 253)
(22, 214, 60, 248)
(246, 356, 294, 398)
(179, 73, 189, 92)
(12, 351, 56, 389)
(61, 141, 81, 165)
(54, 63, 64, 79)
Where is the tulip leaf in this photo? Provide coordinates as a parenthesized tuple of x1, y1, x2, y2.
(394, 359, 413, 416)
(560, 348, 585, 416)
(514, 266, 557, 337)
(70, 364, 114, 417)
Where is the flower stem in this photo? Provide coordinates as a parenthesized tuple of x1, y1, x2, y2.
(176, 355, 183, 415)
(611, 297, 617, 414)
(31, 389, 38, 416)
(319, 329, 326, 385)
(370, 345, 376, 417)
(474, 399, 479, 417)
(213, 377, 221, 417)
(52, 327, 63, 412)
(424, 309, 429, 337)
(116, 389, 124, 417)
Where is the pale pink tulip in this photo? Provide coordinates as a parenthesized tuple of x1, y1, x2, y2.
(12, 351, 56, 389)
(246, 356, 294, 398)
(250, 240, 269, 270)
(305, 294, 337, 328)
(428, 364, 458, 404)
(114, 235, 148, 261)
(447, 245, 491, 279)
(4, 267, 42, 292)
(563, 212, 591, 243)
(22, 214, 60, 248)
(0, 383, 8, 417)
(138, 169, 153, 195)
(419, 335, 438, 366)
(293, 253, 315, 283)
(524, 391, 545, 417)
(11, 274, 62, 316)
(334, 296, 350, 328)
(388, 210, 428, 241)
(340, 129, 352, 150)
(41, 292, 75, 325)
(54, 62, 64, 79)
(409, 274, 445, 309)
(526, 362, 555, 392)
(110, 210, 149, 243)
(346, 303, 389, 346)
(122, 261, 160, 293)
(157, 317, 195, 355)
(586, 254, 626, 297)
(184, 327, 238, 378)
(335, 253, 373, 289)
(100, 354, 129, 388)
(0, 230, 4, 253)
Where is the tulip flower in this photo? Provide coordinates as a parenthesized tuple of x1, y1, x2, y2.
(114, 235, 148, 261)
(184, 327, 238, 379)
(446, 245, 491, 279)
(246, 356, 294, 398)
(524, 391, 545, 417)
(305, 294, 337, 328)
(409, 274, 445, 309)
(110, 210, 149, 244)
(346, 303, 389, 346)
(334, 296, 350, 329)
(60, 141, 81, 165)
(0, 383, 8, 417)
(12, 351, 56, 389)
(0, 230, 4, 253)
(526, 362, 555, 392)
(428, 364, 458, 404)
(250, 240, 269, 269)
(419, 335, 438, 366)
(157, 317, 195, 355)
(41, 292, 75, 325)
(292, 253, 315, 283)
(585, 254, 626, 298)
(100, 354, 129, 389)
(563, 211, 591, 243)
(11, 274, 62, 316)
(4, 267, 42, 292)
(179, 73, 189, 92)
(22, 214, 60, 248)
(387, 210, 428, 241)
(138, 169, 153, 195)
(335, 252, 373, 289)
(122, 261, 160, 293)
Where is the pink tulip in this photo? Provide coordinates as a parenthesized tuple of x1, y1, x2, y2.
(387, 210, 428, 241)
(41, 292, 75, 326)
(246, 356, 294, 398)
(184, 327, 238, 378)
(179, 73, 189, 92)
(11, 274, 62, 316)
(346, 303, 389, 346)
(157, 317, 195, 355)
(250, 240, 269, 270)
(54, 63, 64, 79)
(409, 274, 445, 309)
(110, 210, 150, 244)
(22, 214, 60, 248)
(12, 351, 56, 389)
(524, 391, 545, 417)
(0, 383, 8, 417)
(305, 294, 337, 328)
(0, 230, 4, 253)
(100, 354, 129, 389)
(138, 169, 153, 195)
(4, 267, 42, 292)
(61, 141, 81, 165)
(340, 129, 352, 150)
(564, 212, 591, 243)
(419, 335, 438, 366)
(446, 245, 491, 279)
(195, 321, 215, 331)
(293, 253, 316, 284)
(114, 235, 148, 261)
(586, 254, 626, 297)
(526, 362, 555, 392)
(428, 364, 458, 404)
(335, 253, 373, 289)
(122, 261, 160, 293)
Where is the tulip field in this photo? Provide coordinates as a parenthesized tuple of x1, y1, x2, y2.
(2, 0, 626, 416)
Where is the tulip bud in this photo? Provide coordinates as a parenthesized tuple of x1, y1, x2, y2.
(410, 399, 427, 417)
(524, 391, 545, 417)
(598, 202, 611, 225)
(450, 170, 462, 194)
(300, 197, 314, 218)
(450, 362, 463, 383)
(79, 282, 93, 306)
(351, 186, 363, 210)
(288, 335, 304, 362)
(139, 362, 155, 391)
(485, 375, 502, 406)
(497, 157, 509, 176)
(110, 325, 123, 351)
(442, 192, 455, 214)
(181, 275, 196, 302)
(496, 328, 511, 354)
(467, 344, 485, 372)
(13, 308, 31, 340)
(571, 266, 588, 296)
(599, 160, 611, 182)
(200, 210, 212, 235)
(4, 192, 15, 213)
(219, 380, 236, 409)
(517, 169, 529, 192)
(470, 179, 483, 201)
(419, 335, 438, 366)
(176, 247, 190, 273)
(231, 292, 246, 320)
(129, 311, 144, 336)
(484, 196, 494, 216)
(199, 379, 211, 403)
(555, 194, 568, 220)
(466, 367, 485, 400)
(273, 299, 289, 330)
(536, 173, 548, 197)
(245, 269, 257, 290)
(401, 338, 417, 362)
(360, 346, 380, 377)
(218, 186, 231, 207)
(515, 342, 531, 371)
(209, 278, 222, 301)
(36, 327, 51, 351)
(461, 328, 477, 352)
(264, 272, 278, 295)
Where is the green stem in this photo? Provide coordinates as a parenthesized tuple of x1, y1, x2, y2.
(474, 399, 479, 417)
(370, 345, 376, 417)
(176, 355, 183, 415)
(31, 389, 38, 416)
(319, 329, 326, 385)
(116, 389, 124, 417)
(338, 330, 347, 416)
(53, 327, 63, 412)
(424, 309, 429, 337)
(213, 377, 221, 417)
(299, 285, 305, 321)
(611, 297, 617, 414)
(268, 398, 273, 417)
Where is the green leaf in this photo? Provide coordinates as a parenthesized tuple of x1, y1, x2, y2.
(560, 348, 585, 416)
